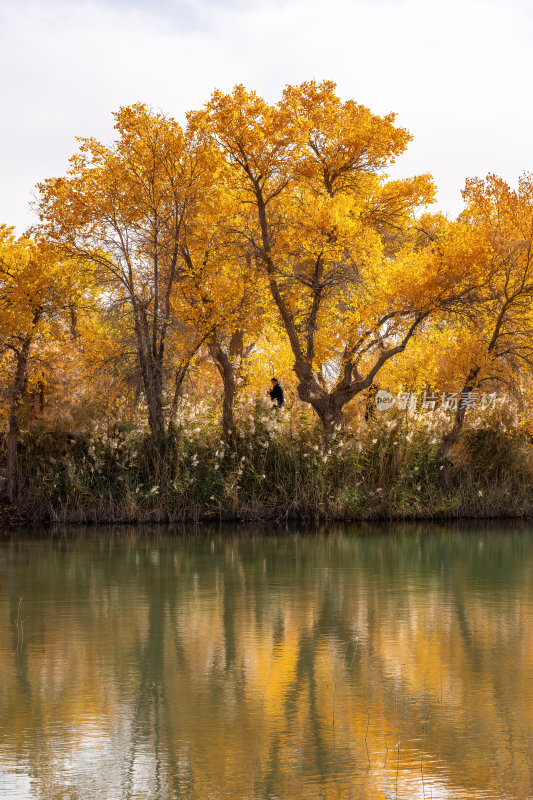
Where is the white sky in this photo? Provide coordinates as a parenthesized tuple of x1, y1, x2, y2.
(1, 0, 532, 232)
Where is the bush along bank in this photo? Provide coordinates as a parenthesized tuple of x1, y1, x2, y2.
(2, 399, 533, 526)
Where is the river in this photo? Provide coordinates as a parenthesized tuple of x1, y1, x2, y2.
(1, 522, 532, 799)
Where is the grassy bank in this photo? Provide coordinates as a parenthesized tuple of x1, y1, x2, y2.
(1, 399, 532, 526)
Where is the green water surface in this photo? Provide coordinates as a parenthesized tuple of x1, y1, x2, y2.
(1, 522, 533, 799)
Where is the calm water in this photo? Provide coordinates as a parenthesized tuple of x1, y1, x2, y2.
(1, 523, 533, 800)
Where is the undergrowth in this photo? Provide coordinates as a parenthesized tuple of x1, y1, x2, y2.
(3, 398, 533, 524)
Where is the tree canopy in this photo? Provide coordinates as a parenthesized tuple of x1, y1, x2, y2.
(1, 81, 532, 497)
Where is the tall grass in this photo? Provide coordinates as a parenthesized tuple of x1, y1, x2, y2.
(4, 398, 533, 524)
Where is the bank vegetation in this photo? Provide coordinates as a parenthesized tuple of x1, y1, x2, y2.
(1, 82, 533, 524)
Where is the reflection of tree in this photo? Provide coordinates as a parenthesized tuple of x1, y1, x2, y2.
(281, 631, 329, 782)
(123, 562, 166, 800)
(222, 551, 237, 671)
(123, 543, 204, 800)
(1, 525, 533, 799)
(8, 574, 50, 800)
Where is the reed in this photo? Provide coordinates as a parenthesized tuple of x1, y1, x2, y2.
(3, 399, 532, 525)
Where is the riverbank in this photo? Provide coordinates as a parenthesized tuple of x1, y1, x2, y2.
(2, 496, 532, 529)
(2, 408, 532, 527)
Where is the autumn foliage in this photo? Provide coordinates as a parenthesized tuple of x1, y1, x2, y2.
(1, 81, 532, 517)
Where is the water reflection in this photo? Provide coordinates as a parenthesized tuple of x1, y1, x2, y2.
(1, 523, 533, 799)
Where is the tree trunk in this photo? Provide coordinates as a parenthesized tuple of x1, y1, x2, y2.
(295, 376, 345, 436)
(439, 365, 480, 487)
(209, 337, 236, 443)
(137, 352, 166, 481)
(145, 376, 166, 481)
(131, 302, 168, 481)
(364, 383, 379, 422)
(169, 360, 191, 428)
(314, 402, 345, 436)
(6, 335, 33, 504)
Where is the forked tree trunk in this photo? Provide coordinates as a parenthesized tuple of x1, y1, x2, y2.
(251, 190, 427, 436)
(305, 394, 345, 435)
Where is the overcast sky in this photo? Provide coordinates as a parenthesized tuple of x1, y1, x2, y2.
(1, 0, 532, 232)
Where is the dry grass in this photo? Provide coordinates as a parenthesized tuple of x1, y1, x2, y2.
(2, 399, 532, 526)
